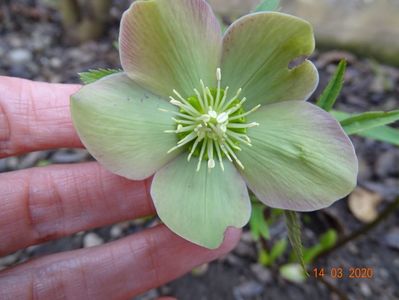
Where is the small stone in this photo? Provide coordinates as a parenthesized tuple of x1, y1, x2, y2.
(135, 289, 159, 300)
(25, 244, 40, 254)
(18, 151, 48, 169)
(8, 48, 32, 65)
(234, 240, 257, 258)
(83, 233, 104, 248)
(347, 242, 359, 255)
(233, 281, 264, 300)
(191, 263, 209, 276)
(250, 264, 272, 284)
(110, 225, 123, 239)
(51, 149, 88, 163)
(240, 231, 254, 243)
(383, 228, 399, 250)
(8, 65, 31, 79)
(6, 157, 19, 169)
(50, 57, 62, 69)
(225, 254, 245, 267)
(379, 268, 389, 280)
(358, 157, 372, 181)
(0, 158, 7, 172)
(375, 150, 399, 178)
(0, 253, 18, 267)
(348, 187, 382, 223)
(360, 282, 372, 297)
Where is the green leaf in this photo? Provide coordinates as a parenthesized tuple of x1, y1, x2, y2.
(78, 68, 122, 84)
(284, 211, 307, 275)
(249, 203, 270, 241)
(303, 245, 322, 264)
(254, 0, 280, 12)
(316, 60, 347, 111)
(270, 238, 288, 264)
(339, 110, 399, 135)
(319, 229, 338, 249)
(302, 229, 337, 263)
(259, 249, 271, 266)
(360, 126, 399, 146)
(331, 110, 399, 146)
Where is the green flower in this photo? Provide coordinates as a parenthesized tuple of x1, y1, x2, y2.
(71, 0, 358, 249)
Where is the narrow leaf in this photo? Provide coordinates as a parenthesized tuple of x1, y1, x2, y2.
(79, 68, 122, 85)
(302, 230, 337, 263)
(331, 110, 399, 145)
(360, 126, 399, 146)
(319, 229, 338, 249)
(303, 245, 322, 264)
(284, 211, 307, 275)
(254, 0, 280, 12)
(339, 110, 399, 135)
(316, 60, 347, 111)
(258, 249, 271, 266)
(270, 238, 288, 264)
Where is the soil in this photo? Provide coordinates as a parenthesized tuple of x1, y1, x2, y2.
(0, 1, 398, 300)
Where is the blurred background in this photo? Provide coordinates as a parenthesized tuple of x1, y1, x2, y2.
(0, 0, 398, 299)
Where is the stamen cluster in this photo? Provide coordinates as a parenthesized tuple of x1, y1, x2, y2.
(161, 68, 260, 171)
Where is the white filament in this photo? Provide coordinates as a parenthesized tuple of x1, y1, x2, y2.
(163, 68, 260, 171)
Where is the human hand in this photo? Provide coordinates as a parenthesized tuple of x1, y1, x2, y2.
(0, 76, 240, 299)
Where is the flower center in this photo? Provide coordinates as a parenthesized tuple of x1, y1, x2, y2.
(161, 68, 260, 171)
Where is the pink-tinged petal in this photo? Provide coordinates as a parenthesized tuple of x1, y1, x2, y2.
(119, 0, 222, 98)
(237, 101, 358, 211)
(222, 12, 318, 109)
(151, 154, 251, 249)
(71, 73, 181, 180)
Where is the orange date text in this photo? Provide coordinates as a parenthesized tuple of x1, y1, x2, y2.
(312, 267, 374, 279)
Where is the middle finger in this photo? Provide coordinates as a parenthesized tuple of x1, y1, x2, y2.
(0, 162, 153, 256)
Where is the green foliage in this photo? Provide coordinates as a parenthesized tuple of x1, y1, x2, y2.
(79, 68, 122, 84)
(316, 60, 346, 111)
(339, 110, 399, 135)
(249, 203, 270, 240)
(303, 229, 337, 263)
(317, 60, 399, 147)
(332, 110, 399, 145)
(270, 238, 288, 263)
(259, 238, 288, 266)
(360, 126, 399, 146)
(254, 0, 280, 12)
(284, 211, 307, 275)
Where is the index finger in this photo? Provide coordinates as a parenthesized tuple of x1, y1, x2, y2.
(0, 76, 83, 158)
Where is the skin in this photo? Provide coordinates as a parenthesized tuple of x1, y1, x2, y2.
(0, 76, 241, 300)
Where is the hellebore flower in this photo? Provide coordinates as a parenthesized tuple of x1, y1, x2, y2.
(71, 0, 358, 249)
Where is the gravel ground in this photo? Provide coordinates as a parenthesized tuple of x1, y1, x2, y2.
(0, 1, 398, 300)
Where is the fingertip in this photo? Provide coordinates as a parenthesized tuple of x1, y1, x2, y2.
(216, 227, 242, 254)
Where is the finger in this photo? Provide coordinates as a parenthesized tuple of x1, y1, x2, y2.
(0, 225, 241, 300)
(0, 162, 154, 256)
(0, 76, 82, 158)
